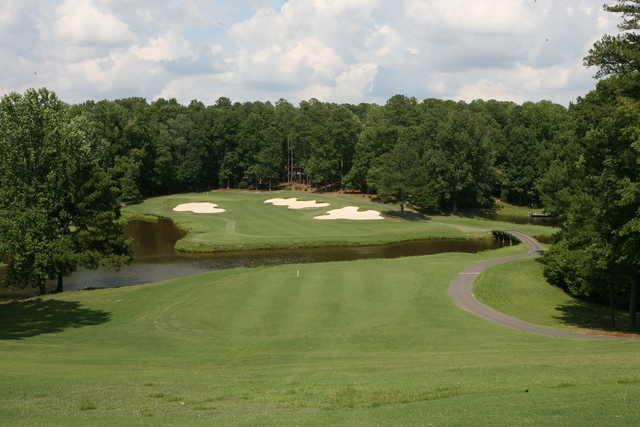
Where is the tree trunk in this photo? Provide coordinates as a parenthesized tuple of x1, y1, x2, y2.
(629, 276, 638, 330)
(609, 283, 616, 329)
(38, 281, 46, 296)
(56, 273, 64, 293)
(400, 202, 405, 214)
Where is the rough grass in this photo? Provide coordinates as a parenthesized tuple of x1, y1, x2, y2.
(475, 258, 632, 333)
(1, 245, 640, 426)
(123, 190, 557, 252)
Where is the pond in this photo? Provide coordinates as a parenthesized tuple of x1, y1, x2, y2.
(60, 219, 516, 291)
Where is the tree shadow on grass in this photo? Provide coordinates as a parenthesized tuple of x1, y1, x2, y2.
(382, 210, 429, 221)
(553, 301, 630, 333)
(0, 299, 111, 340)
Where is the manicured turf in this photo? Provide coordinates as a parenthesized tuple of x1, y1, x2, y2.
(2, 245, 639, 426)
(495, 200, 543, 218)
(475, 258, 632, 333)
(123, 190, 556, 252)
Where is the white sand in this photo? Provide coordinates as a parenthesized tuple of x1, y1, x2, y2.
(173, 202, 226, 214)
(314, 206, 384, 221)
(264, 197, 330, 210)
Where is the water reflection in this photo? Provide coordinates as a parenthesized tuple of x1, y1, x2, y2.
(61, 219, 513, 291)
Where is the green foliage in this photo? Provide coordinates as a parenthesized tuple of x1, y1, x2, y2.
(15, 88, 570, 213)
(367, 106, 498, 212)
(539, 77, 640, 325)
(0, 89, 131, 293)
(496, 102, 570, 206)
(535, 3, 640, 328)
(367, 138, 419, 212)
(584, 1, 640, 78)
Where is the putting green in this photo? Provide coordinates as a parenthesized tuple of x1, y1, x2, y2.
(1, 245, 639, 425)
(123, 191, 557, 252)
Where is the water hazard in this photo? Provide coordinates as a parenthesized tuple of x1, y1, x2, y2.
(58, 219, 514, 291)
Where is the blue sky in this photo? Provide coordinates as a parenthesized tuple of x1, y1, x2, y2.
(0, 0, 620, 105)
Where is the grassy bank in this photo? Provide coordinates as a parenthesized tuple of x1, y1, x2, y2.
(123, 190, 557, 252)
(1, 245, 639, 425)
(475, 258, 631, 333)
(494, 200, 545, 218)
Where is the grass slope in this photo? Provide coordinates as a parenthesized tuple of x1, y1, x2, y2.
(123, 190, 556, 252)
(2, 246, 640, 426)
(475, 258, 632, 333)
(494, 200, 544, 218)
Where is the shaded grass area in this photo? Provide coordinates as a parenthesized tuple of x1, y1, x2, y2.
(475, 258, 631, 333)
(1, 245, 640, 425)
(495, 200, 543, 218)
(123, 190, 557, 253)
(0, 299, 110, 340)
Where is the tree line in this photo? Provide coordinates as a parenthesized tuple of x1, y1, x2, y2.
(49, 93, 568, 212)
(539, 0, 640, 330)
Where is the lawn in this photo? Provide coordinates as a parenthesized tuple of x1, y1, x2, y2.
(1, 245, 639, 426)
(475, 258, 632, 333)
(123, 190, 557, 252)
(494, 200, 545, 218)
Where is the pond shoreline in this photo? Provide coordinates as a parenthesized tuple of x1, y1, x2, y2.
(126, 214, 526, 255)
(1, 217, 521, 297)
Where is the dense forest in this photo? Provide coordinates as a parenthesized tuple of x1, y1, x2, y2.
(62, 94, 569, 212)
(539, 0, 640, 329)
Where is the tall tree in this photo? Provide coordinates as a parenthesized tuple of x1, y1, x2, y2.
(0, 89, 130, 294)
(540, 0, 640, 328)
(367, 136, 421, 214)
(584, 0, 640, 78)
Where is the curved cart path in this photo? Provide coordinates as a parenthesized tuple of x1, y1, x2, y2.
(449, 231, 636, 341)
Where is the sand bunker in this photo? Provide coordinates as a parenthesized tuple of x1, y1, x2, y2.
(264, 197, 330, 210)
(173, 202, 226, 214)
(314, 206, 384, 221)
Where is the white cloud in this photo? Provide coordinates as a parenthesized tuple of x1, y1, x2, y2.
(405, 0, 534, 35)
(61, 50, 168, 98)
(0, 3, 16, 30)
(298, 62, 378, 102)
(457, 79, 523, 103)
(0, 0, 624, 105)
(280, 38, 344, 79)
(55, 0, 135, 46)
(131, 31, 194, 62)
(455, 62, 583, 104)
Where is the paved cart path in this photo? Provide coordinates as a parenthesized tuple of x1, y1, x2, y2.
(449, 231, 636, 340)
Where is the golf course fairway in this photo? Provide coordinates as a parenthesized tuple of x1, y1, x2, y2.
(2, 245, 640, 426)
(123, 191, 556, 252)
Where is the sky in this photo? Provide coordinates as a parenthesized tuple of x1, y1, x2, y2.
(0, 0, 621, 106)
